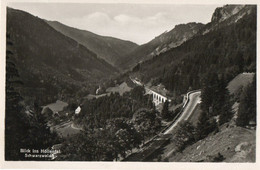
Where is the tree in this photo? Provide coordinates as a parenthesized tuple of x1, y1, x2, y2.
(99, 118, 142, 160)
(42, 107, 53, 119)
(57, 132, 97, 161)
(215, 76, 233, 125)
(132, 109, 161, 143)
(131, 86, 145, 101)
(173, 121, 196, 151)
(200, 73, 218, 114)
(195, 111, 218, 140)
(68, 102, 78, 111)
(161, 100, 170, 120)
(236, 51, 245, 72)
(236, 74, 256, 126)
(5, 33, 29, 160)
(58, 118, 142, 161)
(200, 73, 233, 126)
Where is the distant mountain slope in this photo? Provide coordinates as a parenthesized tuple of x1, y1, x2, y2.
(129, 5, 256, 96)
(117, 22, 204, 71)
(46, 21, 138, 68)
(148, 22, 204, 56)
(122, 5, 255, 73)
(7, 8, 118, 103)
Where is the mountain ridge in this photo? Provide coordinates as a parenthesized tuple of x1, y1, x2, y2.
(199, 5, 254, 36)
(128, 4, 256, 97)
(211, 5, 246, 23)
(46, 20, 138, 68)
(116, 22, 204, 71)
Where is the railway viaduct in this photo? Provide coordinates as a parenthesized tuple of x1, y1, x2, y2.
(131, 77, 171, 106)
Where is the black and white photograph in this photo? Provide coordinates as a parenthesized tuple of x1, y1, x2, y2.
(0, 0, 258, 167)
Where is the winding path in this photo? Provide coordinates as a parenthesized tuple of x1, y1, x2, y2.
(163, 91, 201, 134)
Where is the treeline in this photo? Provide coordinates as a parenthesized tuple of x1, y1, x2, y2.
(57, 118, 142, 161)
(58, 86, 162, 161)
(74, 86, 154, 129)
(132, 6, 256, 97)
(58, 108, 162, 161)
(18, 68, 94, 106)
(236, 74, 256, 127)
(5, 33, 59, 160)
(197, 73, 232, 138)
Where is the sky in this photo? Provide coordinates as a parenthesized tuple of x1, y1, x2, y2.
(7, 3, 223, 44)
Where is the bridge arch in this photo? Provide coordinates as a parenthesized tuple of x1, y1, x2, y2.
(151, 90, 169, 106)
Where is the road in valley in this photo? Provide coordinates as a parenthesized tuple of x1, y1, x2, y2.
(123, 90, 201, 161)
(163, 91, 201, 134)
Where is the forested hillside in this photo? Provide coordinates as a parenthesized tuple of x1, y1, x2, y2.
(7, 8, 118, 104)
(117, 22, 204, 71)
(128, 5, 256, 162)
(131, 5, 256, 97)
(46, 21, 138, 68)
(58, 86, 162, 161)
(5, 33, 59, 160)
